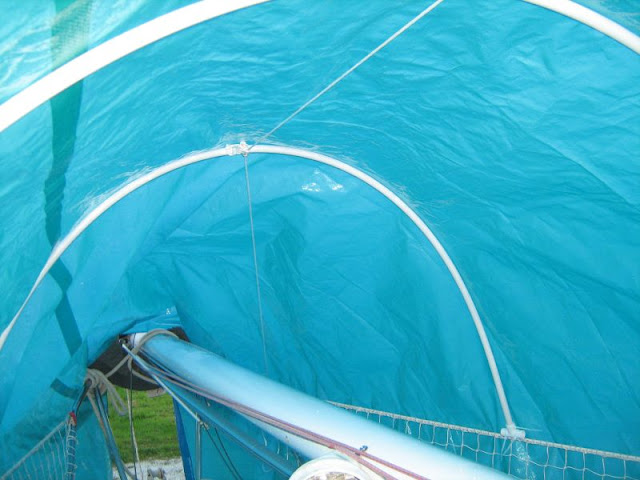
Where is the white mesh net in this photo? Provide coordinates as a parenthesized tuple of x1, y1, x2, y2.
(5, 400, 638, 480)
(331, 402, 640, 480)
(1, 419, 76, 480)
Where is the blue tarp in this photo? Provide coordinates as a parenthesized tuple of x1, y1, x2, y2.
(1, 1, 638, 478)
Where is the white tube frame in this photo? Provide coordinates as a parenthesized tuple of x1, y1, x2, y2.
(524, 0, 640, 54)
(0, 0, 269, 133)
(0, 143, 517, 434)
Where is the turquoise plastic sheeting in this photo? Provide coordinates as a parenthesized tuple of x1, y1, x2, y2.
(0, 1, 638, 478)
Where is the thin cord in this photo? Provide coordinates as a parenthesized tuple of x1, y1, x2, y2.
(214, 427, 242, 480)
(128, 373, 139, 480)
(105, 329, 178, 381)
(204, 426, 243, 480)
(242, 153, 269, 375)
(85, 369, 127, 416)
(257, 0, 446, 143)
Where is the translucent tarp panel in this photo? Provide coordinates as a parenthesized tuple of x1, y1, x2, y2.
(0, 0, 196, 104)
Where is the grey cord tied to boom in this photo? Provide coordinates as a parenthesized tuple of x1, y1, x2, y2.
(84, 370, 136, 480)
(84, 330, 179, 480)
(85, 368, 127, 416)
(103, 328, 179, 384)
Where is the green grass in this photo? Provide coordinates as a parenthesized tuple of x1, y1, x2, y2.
(109, 388, 181, 462)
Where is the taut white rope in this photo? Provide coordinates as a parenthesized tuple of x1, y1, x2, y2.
(259, 0, 446, 142)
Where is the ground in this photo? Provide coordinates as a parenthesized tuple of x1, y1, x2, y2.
(109, 387, 181, 463)
(115, 458, 185, 480)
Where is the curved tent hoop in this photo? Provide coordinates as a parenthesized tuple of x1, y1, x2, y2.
(0, 0, 638, 134)
(0, 143, 518, 435)
(523, 0, 640, 53)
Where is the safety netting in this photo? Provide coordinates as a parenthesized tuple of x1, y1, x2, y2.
(333, 404, 640, 480)
(0, 0, 638, 479)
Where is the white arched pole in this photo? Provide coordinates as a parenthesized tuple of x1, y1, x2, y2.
(524, 0, 640, 54)
(250, 145, 521, 437)
(0, 0, 269, 133)
(0, 143, 521, 437)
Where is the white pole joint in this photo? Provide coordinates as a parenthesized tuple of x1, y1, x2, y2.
(500, 423, 526, 440)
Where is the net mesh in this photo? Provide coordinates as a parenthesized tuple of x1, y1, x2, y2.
(1, 419, 75, 480)
(5, 398, 638, 480)
(331, 402, 640, 480)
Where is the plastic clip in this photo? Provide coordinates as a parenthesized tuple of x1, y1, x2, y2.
(225, 141, 250, 157)
(500, 423, 525, 440)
